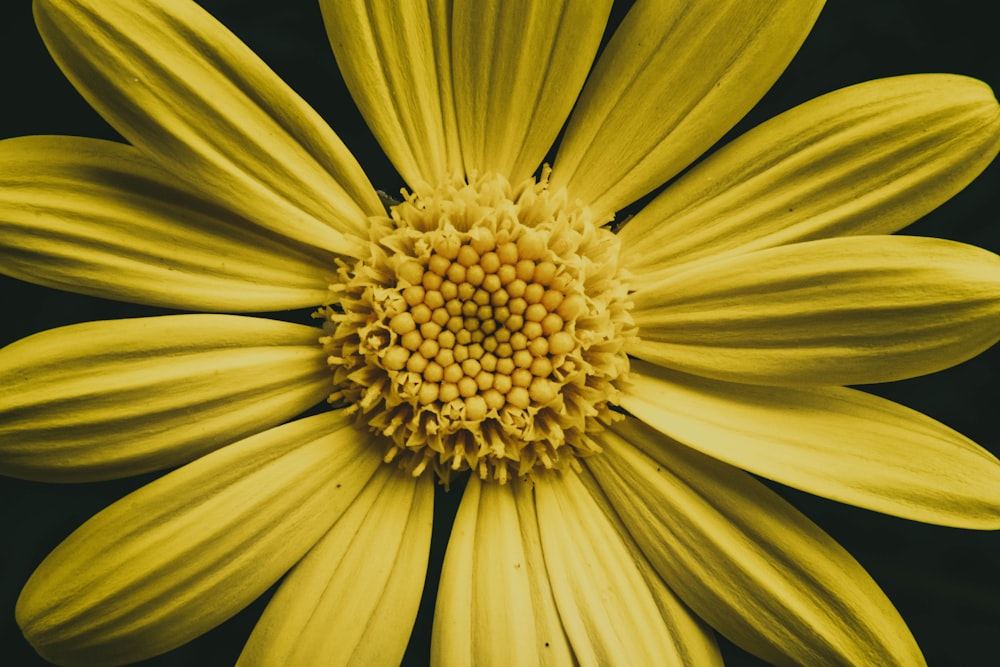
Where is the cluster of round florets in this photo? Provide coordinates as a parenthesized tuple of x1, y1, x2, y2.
(380, 229, 586, 422)
(321, 172, 633, 483)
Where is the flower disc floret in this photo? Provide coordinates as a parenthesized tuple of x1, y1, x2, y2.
(321, 172, 634, 483)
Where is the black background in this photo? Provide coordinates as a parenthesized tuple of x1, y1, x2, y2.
(2, 1, 999, 665)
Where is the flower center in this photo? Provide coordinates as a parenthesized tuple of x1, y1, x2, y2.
(321, 172, 633, 483)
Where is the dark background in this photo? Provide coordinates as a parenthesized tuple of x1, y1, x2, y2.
(2, 1, 999, 665)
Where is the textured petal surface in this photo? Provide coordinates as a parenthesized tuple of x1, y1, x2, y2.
(238, 465, 433, 666)
(551, 0, 824, 217)
(575, 466, 724, 667)
(624, 359, 1000, 528)
(451, 0, 613, 183)
(34, 0, 380, 256)
(590, 418, 925, 666)
(0, 314, 330, 482)
(620, 75, 1000, 271)
(321, 0, 461, 191)
(0, 136, 335, 310)
(431, 477, 573, 667)
(534, 470, 713, 665)
(630, 235, 1000, 385)
(16, 411, 381, 667)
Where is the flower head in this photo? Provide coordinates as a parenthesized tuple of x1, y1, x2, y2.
(2, 0, 1000, 666)
(324, 170, 633, 483)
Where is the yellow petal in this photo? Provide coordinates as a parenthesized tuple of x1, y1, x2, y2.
(431, 477, 573, 667)
(534, 469, 712, 665)
(0, 136, 335, 310)
(630, 235, 1000, 385)
(590, 418, 925, 666)
(451, 0, 613, 183)
(320, 0, 461, 192)
(0, 314, 330, 482)
(551, 0, 823, 217)
(16, 411, 382, 667)
(238, 465, 433, 666)
(623, 359, 1000, 528)
(620, 75, 1000, 271)
(575, 465, 723, 666)
(34, 0, 380, 255)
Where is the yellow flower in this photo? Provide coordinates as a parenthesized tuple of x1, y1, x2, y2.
(2, 0, 1000, 665)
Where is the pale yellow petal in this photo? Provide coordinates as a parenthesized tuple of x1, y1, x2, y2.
(551, 0, 824, 217)
(590, 418, 925, 666)
(452, 0, 613, 183)
(0, 136, 335, 310)
(575, 465, 723, 666)
(34, 0, 380, 255)
(630, 235, 1000, 385)
(534, 469, 712, 665)
(321, 0, 460, 191)
(238, 466, 433, 666)
(620, 75, 1000, 271)
(431, 477, 573, 667)
(624, 359, 1000, 528)
(16, 411, 382, 667)
(0, 314, 330, 482)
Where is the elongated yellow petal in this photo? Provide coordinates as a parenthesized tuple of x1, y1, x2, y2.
(431, 477, 573, 667)
(551, 0, 823, 217)
(16, 411, 382, 667)
(591, 418, 925, 666)
(534, 469, 713, 665)
(34, 0, 380, 256)
(619, 75, 1000, 271)
(623, 359, 1000, 528)
(321, 0, 461, 191)
(575, 466, 724, 666)
(238, 465, 433, 666)
(0, 314, 330, 482)
(0, 136, 335, 310)
(630, 235, 1000, 385)
(452, 0, 612, 183)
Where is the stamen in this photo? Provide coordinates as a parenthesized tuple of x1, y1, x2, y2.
(321, 172, 634, 483)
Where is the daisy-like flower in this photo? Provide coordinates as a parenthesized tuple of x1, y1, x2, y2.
(3, 0, 1000, 664)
